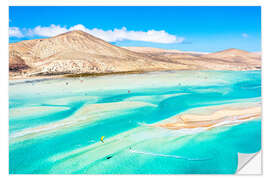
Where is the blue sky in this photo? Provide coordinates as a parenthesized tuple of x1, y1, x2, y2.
(9, 6, 261, 52)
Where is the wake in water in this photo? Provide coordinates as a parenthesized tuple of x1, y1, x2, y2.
(129, 149, 212, 161)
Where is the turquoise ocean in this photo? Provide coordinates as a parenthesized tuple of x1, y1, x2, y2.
(9, 70, 261, 174)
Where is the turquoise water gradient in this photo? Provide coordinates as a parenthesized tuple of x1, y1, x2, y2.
(9, 71, 261, 174)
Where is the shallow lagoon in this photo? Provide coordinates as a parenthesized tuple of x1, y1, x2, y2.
(9, 70, 261, 174)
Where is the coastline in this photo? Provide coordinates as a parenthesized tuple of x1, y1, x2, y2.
(9, 68, 261, 83)
(154, 101, 261, 130)
(9, 70, 149, 82)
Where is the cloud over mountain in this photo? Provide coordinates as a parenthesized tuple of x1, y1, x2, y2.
(9, 24, 184, 44)
(9, 27, 23, 38)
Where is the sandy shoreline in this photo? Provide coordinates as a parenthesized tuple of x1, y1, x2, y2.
(154, 101, 261, 130)
(9, 69, 260, 82)
(9, 70, 150, 81)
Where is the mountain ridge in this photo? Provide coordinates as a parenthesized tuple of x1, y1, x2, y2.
(9, 30, 261, 79)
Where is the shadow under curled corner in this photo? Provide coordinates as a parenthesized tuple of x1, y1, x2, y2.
(237, 151, 262, 174)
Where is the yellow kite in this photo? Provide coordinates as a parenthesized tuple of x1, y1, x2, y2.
(100, 136, 105, 143)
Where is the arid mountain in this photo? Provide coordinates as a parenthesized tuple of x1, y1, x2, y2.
(9, 52, 29, 72)
(123, 47, 261, 71)
(123, 46, 208, 55)
(9, 30, 261, 79)
(202, 48, 260, 61)
(123, 47, 184, 54)
(200, 48, 261, 69)
(9, 30, 190, 78)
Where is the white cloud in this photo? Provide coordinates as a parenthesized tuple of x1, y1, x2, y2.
(242, 33, 248, 38)
(27, 24, 68, 37)
(9, 27, 23, 38)
(76, 26, 184, 43)
(10, 24, 184, 44)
